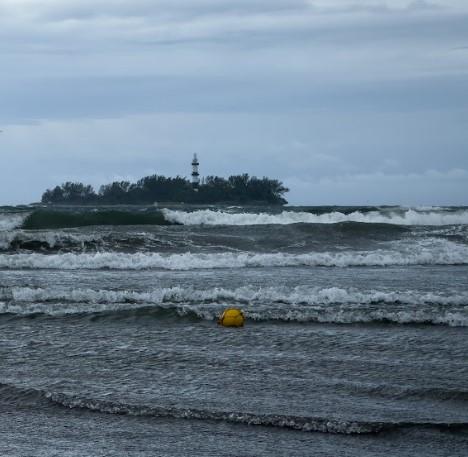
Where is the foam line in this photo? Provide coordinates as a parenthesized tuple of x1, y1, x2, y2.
(1, 239, 467, 270)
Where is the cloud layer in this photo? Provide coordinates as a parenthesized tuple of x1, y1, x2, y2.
(0, 0, 467, 204)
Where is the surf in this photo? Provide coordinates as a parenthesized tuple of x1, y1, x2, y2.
(1, 238, 467, 270)
(162, 207, 468, 226)
(1, 285, 467, 326)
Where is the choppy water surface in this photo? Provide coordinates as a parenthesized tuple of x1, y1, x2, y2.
(1, 205, 467, 456)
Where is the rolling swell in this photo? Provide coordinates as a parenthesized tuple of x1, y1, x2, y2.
(41, 393, 400, 434)
(330, 381, 468, 403)
(0, 221, 410, 254)
(3, 223, 465, 255)
(0, 230, 107, 252)
(21, 210, 175, 229)
(0, 303, 207, 322)
(1, 382, 466, 435)
(0, 230, 183, 253)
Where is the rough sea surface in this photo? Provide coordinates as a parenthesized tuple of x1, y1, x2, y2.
(0, 205, 467, 456)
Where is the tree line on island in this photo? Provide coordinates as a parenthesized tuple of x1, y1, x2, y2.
(41, 174, 289, 205)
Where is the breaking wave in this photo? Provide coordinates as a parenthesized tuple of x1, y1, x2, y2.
(162, 208, 468, 226)
(3, 285, 468, 307)
(1, 286, 467, 326)
(0, 239, 467, 270)
(0, 222, 412, 254)
(0, 212, 28, 231)
(0, 229, 184, 253)
(3, 207, 468, 232)
(0, 230, 105, 252)
(1, 382, 465, 435)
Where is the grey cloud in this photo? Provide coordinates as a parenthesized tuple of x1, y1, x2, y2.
(1, 73, 467, 124)
(1, 2, 467, 53)
(0, 0, 467, 205)
(1, 0, 307, 22)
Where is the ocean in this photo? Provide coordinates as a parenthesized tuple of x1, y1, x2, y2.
(0, 205, 467, 456)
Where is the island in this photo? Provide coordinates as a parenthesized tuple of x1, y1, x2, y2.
(40, 174, 289, 205)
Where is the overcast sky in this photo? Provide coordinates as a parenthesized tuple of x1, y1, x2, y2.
(1, 0, 467, 205)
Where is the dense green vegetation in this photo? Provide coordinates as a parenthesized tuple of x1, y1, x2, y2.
(41, 174, 289, 205)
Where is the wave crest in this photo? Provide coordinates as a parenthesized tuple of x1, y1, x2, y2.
(45, 391, 389, 434)
(1, 286, 467, 326)
(1, 239, 467, 270)
(162, 208, 468, 226)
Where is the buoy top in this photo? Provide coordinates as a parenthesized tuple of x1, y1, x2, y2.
(218, 308, 245, 327)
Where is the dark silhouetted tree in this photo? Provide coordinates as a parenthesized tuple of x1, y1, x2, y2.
(41, 174, 288, 205)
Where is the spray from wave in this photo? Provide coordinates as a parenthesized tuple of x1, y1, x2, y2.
(0, 213, 28, 231)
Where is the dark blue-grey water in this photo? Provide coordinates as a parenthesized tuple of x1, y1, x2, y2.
(0, 205, 467, 456)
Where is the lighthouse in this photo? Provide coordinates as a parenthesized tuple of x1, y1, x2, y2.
(191, 153, 200, 191)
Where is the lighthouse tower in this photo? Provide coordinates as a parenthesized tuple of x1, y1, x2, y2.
(191, 153, 200, 191)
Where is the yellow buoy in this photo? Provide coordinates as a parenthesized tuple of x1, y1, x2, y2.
(218, 308, 245, 327)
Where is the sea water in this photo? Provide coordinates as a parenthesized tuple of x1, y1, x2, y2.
(0, 205, 467, 456)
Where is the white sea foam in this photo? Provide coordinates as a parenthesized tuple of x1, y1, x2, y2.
(1, 380, 464, 434)
(1, 286, 467, 326)
(0, 213, 28, 231)
(162, 208, 468, 226)
(4, 285, 468, 307)
(43, 391, 388, 434)
(0, 229, 102, 250)
(0, 238, 466, 270)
